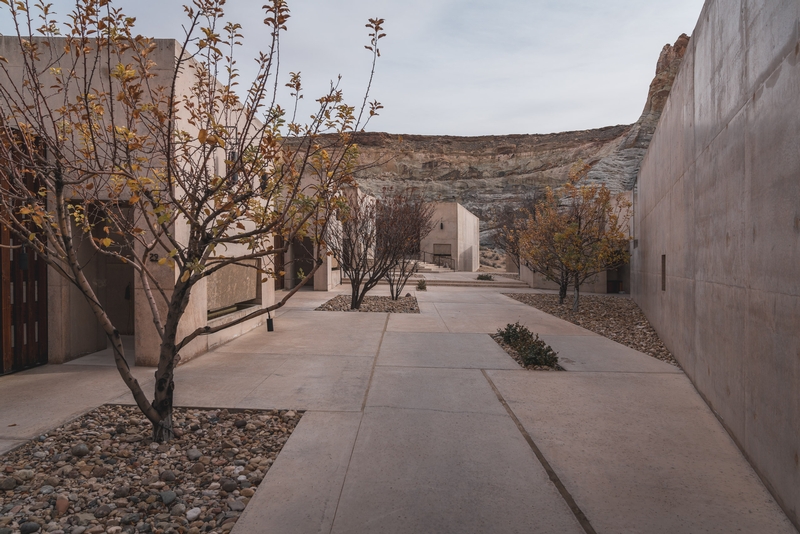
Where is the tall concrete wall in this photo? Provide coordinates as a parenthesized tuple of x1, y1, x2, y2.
(631, 0, 800, 526)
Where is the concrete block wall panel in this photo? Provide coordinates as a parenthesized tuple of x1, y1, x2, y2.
(632, 0, 800, 526)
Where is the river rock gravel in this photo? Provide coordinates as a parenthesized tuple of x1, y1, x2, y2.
(504, 293, 679, 367)
(0, 405, 302, 534)
(316, 295, 419, 313)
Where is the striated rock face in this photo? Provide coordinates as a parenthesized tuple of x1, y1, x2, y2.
(344, 34, 690, 237)
(586, 33, 690, 191)
(351, 125, 631, 220)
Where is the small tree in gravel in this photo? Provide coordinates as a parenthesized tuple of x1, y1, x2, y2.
(327, 187, 432, 308)
(520, 163, 630, 311)
(558, 163, 631, 311)
(382, 189, 434, 300)
(0, 0, 384, 441)
(519, 188, 572, 304)
(493, 193, 538, 272)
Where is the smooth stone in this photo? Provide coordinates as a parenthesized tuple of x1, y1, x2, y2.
(15, 469, 35, 481)
(227, 499, 245, 512)
(93, 504, 112, 518)
(120, 513, 140, 525)
(70, 527, 86, 534)
(159, 470, 176, 483)
(39, 485, 55, 495)
(186, 449, 202, 461)
(0, 477, 17, 490)
(160, 491, 177, 505)
(220, 479, 238, 493)
(20, 523, 41, 534)
(0, 528, 13, 534)
(170, 503, 186, 516)
(70, 444, 89, 457)
(112, 486, 130, 498)
(186, 507, 202, 522)
(55, 496, 69, 515)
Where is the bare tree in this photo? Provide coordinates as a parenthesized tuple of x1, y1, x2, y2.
(380, 190, 434, 300)
(493, 193, 538, 272)
(0, 0, 384, 441)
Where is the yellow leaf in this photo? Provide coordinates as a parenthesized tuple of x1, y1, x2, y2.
(158, 257, 167, 265)
(198, 129, 207, 144)
(180, 270, 190, 283)
(101, 237, 112, 247)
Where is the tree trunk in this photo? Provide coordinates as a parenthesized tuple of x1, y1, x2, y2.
(558, 281, 567, 305)
(572, 274, 580, 312)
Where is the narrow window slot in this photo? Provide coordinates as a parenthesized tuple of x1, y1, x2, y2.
(661, 255, 666, 291)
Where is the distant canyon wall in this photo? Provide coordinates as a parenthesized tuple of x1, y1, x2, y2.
(349, 34, 690, 239)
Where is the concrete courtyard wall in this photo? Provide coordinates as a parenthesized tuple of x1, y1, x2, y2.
(631, 0, 800, 526)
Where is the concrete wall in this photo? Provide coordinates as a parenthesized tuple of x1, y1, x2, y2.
(457, 204, 480, 272)
(631, 0, 800, 526)
(420, 202, 480, 272)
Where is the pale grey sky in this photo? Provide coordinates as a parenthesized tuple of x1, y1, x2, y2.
(0, 0, 706, 135)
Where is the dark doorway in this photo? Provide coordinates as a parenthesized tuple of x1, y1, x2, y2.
(0, 231, 48, 374)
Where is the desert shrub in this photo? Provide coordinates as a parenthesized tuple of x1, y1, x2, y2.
(416, 279, 427, 291)
(496, 322, 531, 346)
(477, 273, 494, 281)
(496, 322, 559, 368)
(519, 334, 559, 367)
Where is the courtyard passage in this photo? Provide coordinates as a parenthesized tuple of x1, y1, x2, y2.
(0, 281, 796, 533)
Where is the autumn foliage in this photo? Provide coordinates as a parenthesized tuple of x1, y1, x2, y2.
(520, 162, 631, 311)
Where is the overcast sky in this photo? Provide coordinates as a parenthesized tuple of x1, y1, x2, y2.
(0, 0, 706, 136)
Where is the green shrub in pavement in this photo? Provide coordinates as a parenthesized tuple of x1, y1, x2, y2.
(496, 322, 559, 368)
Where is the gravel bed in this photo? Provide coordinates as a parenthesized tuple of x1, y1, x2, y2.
(490, 334, 564, 371)
(315, 295, 420, 313)
(0, 405, 301, 534)
(504, 293, 679, 367)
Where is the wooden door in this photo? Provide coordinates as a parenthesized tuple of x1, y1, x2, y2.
(0, 232, 48, 374)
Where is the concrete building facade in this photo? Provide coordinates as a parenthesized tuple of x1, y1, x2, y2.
(420, 202, 480, 272)
(631, 0, 800, 527)
(0, 37, 274, 371)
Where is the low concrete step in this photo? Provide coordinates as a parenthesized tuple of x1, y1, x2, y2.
(341, 278, 529, 288)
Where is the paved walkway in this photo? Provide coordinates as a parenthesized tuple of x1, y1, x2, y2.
(0, 285, 796, 533)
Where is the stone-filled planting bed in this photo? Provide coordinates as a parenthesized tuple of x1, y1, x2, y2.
(316, 295, 419, 313)
(0, 405, 302, 534)
(504, 293, 679, 367)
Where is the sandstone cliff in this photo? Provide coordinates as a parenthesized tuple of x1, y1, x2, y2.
(586, 34, 690, 191)
(342, 34, 689, 236)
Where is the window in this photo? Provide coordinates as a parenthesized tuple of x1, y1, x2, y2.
(661, 255, 666, 291)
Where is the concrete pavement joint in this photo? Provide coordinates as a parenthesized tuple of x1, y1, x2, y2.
(361, 314, 390, 412)
(326, 313, 389, 532)
(432, 302, 452, 333)
(481, 369, 597, 534)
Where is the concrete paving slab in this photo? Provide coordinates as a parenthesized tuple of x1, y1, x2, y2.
(65, 335, 136, 367)
(172, 358, 286, 408)
(0, 364, 152, 439)
(366, 367, 509, 415)
(237, 356, 374, 411)
(217, 310, 386, 356)
(0, 439, 25, 455)
(487, 370, 798, 534)
(414, 288, 500, 304)
(385, 310, 450, 333)
(541, 334, 683, 373)
(434, 302, 591, 334)
(378, 332, 519, 369)
(331, 407, 583, 534)
(232, 411, 362, 534)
